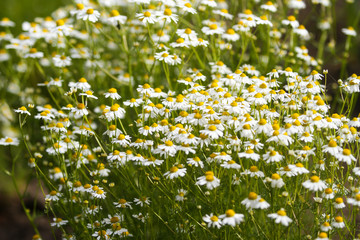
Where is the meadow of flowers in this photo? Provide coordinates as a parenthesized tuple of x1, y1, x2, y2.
(0, 0, 360, 239)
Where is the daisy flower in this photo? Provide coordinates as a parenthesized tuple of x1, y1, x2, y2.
(315, 232, 329, 240)
(320, 222, 332, 232)
(268, 209, 293, 226)
(200, 125, 223, 139)
(218, 209, 244, 227)
(0, 137, 19, 146)
(104, 88, 121, 100)
(203, 214, 222, 228)
(260, 1, 277, 12)
(163, 165, 187, 179)
(45, 190, 62, 201)
(347, 194, 360, 207)
(114, 198, 133, 209)
(342, 26, 356, 37)
(302, 176, 327, 192)
(241, 166, 265, 178)
(133, 196, 151, 207)
(331, 216, 345, 228)
(136, 11, 157, 24)
(107, 10, 127, 26)
(24, 48, 44, 58)
(154, 51, 174, 65)
(53, 54, 71, 67)
(78, 8, 100, 23)
(241, 192, 261, 209)
(157, 8, 178, 23)
(175, 189, 187, 202)
(282, 15, 300, 28)
(336, 148, 356, 165)
(50, 218, 69, 227)
(14, 106, 31, 115)
(196, 171, 220, 190)
(333, 197, 345, 209)
(0, 17, 15, 27)
(322, 140, 342, 156)
(270, 173, 285, 188)
(178, 2, 197, 14)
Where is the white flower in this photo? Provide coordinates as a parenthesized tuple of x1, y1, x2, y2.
(50, 218, 69, 227)
(268, 209, 293, 226)
(200, 125, 223, 139)
(53, 54, 71, 67)
(136, 11, 157, 24)
(260, 1, 277, 12)
(270, 173, 285, 188)
(347, 194, 360, 207)
(163, 165, 187, 179)
(342, 27, 356, 37)
(196, 171, 220, 190)
(154, 51, 174, 65)
(107, 10, 127, 25)
(331, 216, 345, 228)
(302, 176, 327, 192)
(78, 8, 100, 23)
(14, 106, 31, 115)
(218, 209, 244, 226)
(203, 213, 222, 228)
(241, 192, 261, 209)
(157, 8, 178, 23)
(282, 15, 299, 28)
(0, 136, 19, 146)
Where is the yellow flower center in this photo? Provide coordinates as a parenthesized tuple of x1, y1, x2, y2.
(277, 210, 286, 216)
(248, 192, 258, 200)
(310, 176, 320, 183)
(225, 209, 235, 217)
(164, 8, 172, 16)
(143, 11, 151, 17)
(86, 9, 94, 15)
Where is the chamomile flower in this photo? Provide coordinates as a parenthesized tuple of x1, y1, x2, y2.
(268, 209, 293, 226)
(260, 1, 277, 12)
(333, 197, 345, 209)
(157, 8, 178, 23)
(164, 165, 187, 179)
(203, 214, 222, 228)
(45, 190, 62, 201)
(218, 209, 244, 226)
(331, 216, 345, 228)
(196, 171, 220, 190)
(270, 173, 285, 188)
(53, 54, 72, 67)
(154, 51, 174, 65)
(175, 189, 187, 202)
(51, 218, 69, 227)
(107, 10, 127, 25)
(347, 194, 360, 207)
(114, 198, 133, 209)
(241, 192, 261, 209)
(302, 176, 327, 192)
(14, 106, 31, 115)
(78, 8, 100, 23)
(0, 17, 15, 27)
(336, 148, 356, 165)
(315, 232, 329, 240)
(133, 196, 151, 207)
(342, 26, 356, 37)
(0, 137, 19, 146)
(136, 11, 157, 24)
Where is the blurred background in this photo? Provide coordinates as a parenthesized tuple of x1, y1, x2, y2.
(0, 2, 70, 239)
